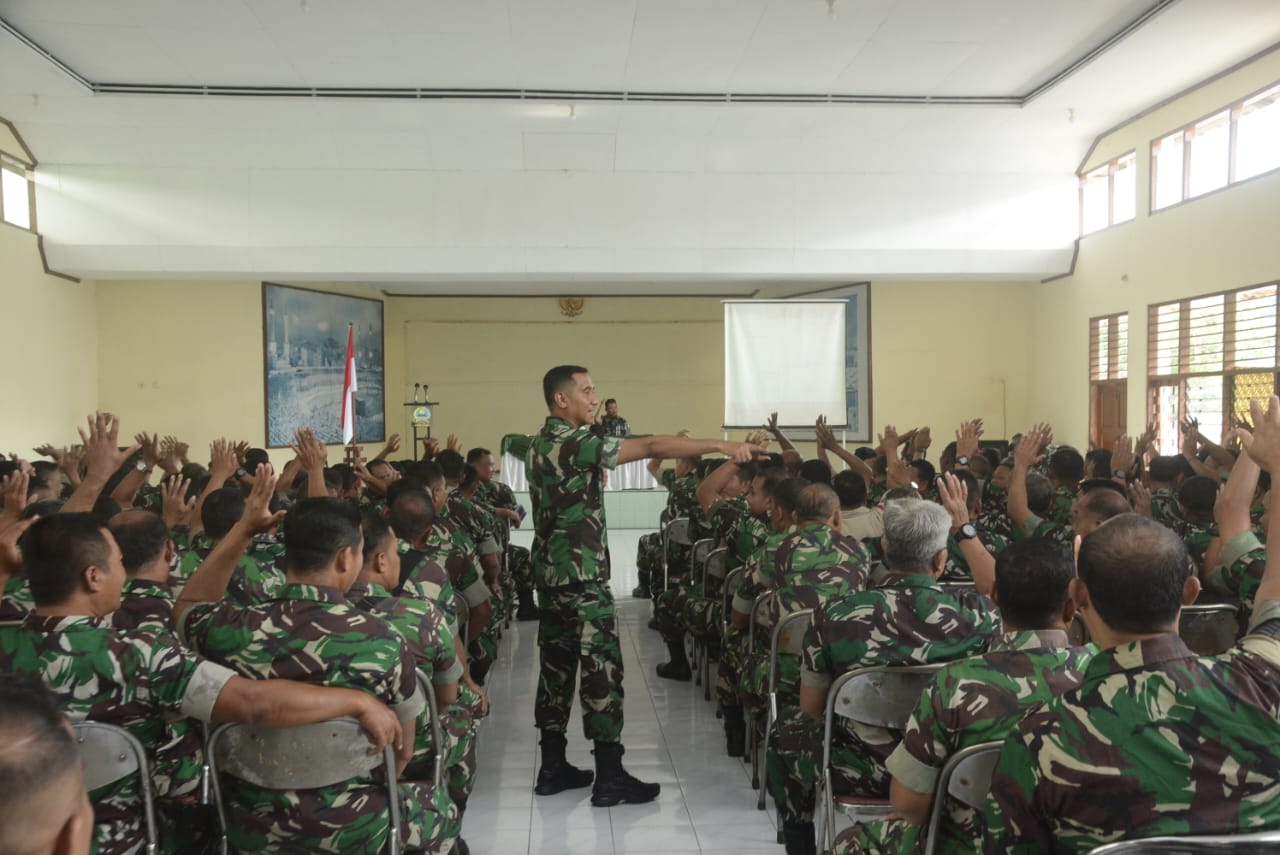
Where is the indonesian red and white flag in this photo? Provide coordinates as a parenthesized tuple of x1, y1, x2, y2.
(341, 324, 358, 443)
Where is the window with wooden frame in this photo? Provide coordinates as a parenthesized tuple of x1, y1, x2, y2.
(1079, 151, 1136, 236)
(0, 151, 35, 232)
(1151, 80, 1280, 212)
(1089, 313, 1128, 449)
(1147, 283, 1279, 454)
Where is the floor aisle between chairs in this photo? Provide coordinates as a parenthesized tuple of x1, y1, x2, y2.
(465, 530, 789, 855)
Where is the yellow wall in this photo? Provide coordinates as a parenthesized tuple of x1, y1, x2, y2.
(0, 224, 98, 452)
(1030, 48, 1280, 443)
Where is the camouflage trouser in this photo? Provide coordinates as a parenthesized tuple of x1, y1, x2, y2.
(499, 553, 516, 623)
(534, 581, 625, 743)
(768, 706, 890, 824)
(225, 778, 460, 855)
(656, 582, 689, 643)
(636, 532, 663, 591)
(832, 818, 921, 855)
(443, 683, 487, 812)
(469, 629, 498, 682)
(716, 624, 748, 708)
(509, 545, 533, 594)
(681, 592, 721, 646)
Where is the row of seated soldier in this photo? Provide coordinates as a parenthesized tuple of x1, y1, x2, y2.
(0, 415, 533, 855)
(630, 407, 1280, 854)
(4, 399, 1280, 855)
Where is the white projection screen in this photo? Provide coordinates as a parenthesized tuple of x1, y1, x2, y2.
(723, 300, 846, 428)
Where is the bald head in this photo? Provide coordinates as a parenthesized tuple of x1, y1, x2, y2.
(1077, 514, 1191, 635)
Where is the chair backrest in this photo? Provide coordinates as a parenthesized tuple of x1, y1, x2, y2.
(822, 665, 942, 768)
(722, 567, 744, 628)
(767, 608, 814, 691)
(73, 721, 158, 854)
(939, 581, 977, 597)
(415, 670, 445, 789)
(747, 590, 774, 653)
(1086, 830, 1280, 854)
(691, 537, 715, 577)
(666, 517, 692, 548)
(1179, 603, 1240, 656)
(922, 740, 1004, 855)
(706, 547, 729, 584)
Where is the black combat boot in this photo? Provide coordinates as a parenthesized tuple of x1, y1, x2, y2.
(655, 639, 692, 681)
(632, 568, 652, 599)
(723, 704, 746, 758)
(590, 742, 661, 807)
(515, 588, 539, 621)
(782, 821, 817, 855)
(534, 730, 594, 796)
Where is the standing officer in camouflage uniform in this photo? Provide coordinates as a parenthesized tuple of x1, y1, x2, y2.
(508, 364, 763, 807)
(786, 499, 999, 855)
(834, 538, 1089, 855)
(594, 398, 631, 436)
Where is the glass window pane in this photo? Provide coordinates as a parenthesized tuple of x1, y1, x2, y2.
(1157, 385, 1181, 455)
(1233, 285, 1277, 369)
(1188, 111, 1230, 198)
(1187, 294, 1224, 373)
(1154, 303, 1181, 376)
(1112, 154, 1136, 223)
(1, 167, 30, 230)
(1095, 320, 1110, 380)
(1185, 375, 1223, 443)
(1081, 166, 1109, 235)
(1233, 373, 1275, 428)
(1236, 85, 1280, 182)
(1152, 132, 1185, 209)
(1116, 314, 1129, 379)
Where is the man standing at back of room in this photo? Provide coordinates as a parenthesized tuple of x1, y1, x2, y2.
(510, 364, 764, 806)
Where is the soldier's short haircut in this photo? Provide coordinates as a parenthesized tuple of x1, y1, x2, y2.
(201, 486, 245, 539)
(1148, 454, 1192, 483)
(108, 511, 169, 575)
(798, 459, 832, 486)
(795, 483, 841, 524)
(853, 447, 877, 461)
(969, 455, 993, 479)
(1048, 446, 1085, 483)
(361, 510, 394, 565)
(980, 447, 1002, 469)
(1179, 475, 1219, 515)
(1078, 478, 1127, 498)
(1085, 448, 1113, 478)
(1078, 513, 1188, 633)
(872, 455, 888, 476)
(0, 679, 83, 855)
(771, 477, 810, 515)
(437, 449, 465, 481)
(756, 466, 788, 495)
(994, 538, 1075, 629)
(949, 469, 982, 512)
(832, 470, 867, 509)
(909, 459, 936, 487)
(883, 499, 950, 573)
(405, 460, 445, 489)
(385, 477, 428, 507)
(1078, 488, 1132, 523)
(18, 514, 111, 607)
(732, 461, 758, 483)
(543, 364, 589, 407)
(1025, 472, 1053, 516)
(604, 398, 617, 407)
(884, 486, 922, 502)
(387, 489, 436, 542)
(283, 498, 363, 574)
(465, 448, 492, 464)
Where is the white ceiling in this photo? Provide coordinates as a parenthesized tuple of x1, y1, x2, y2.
(1, 0, 1278, 292)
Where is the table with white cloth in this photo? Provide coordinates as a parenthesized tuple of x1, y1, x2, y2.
(499, 433, 660, 492)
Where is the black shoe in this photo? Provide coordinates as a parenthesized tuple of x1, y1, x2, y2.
(516, 599, 539, 621)
(724, 706, 746, 758)
(656, 660, 692, 681)
(534, 762, 595, 795)
(449, 839, 470, 855)
(647, 617, 659, 631)
(591, 742, 660, 807)
(631, 584, 651, 599)
(782, 822, 817, 855)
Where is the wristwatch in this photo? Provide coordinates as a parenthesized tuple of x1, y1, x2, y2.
(955, 455, 970, 466)
(1112, 468, 1129, 480)
(955, 523, 978, 542)
(135, 460, 151, 474)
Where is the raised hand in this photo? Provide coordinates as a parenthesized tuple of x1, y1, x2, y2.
(160, 475, 197, 530)
(1246, 397, 1280, 473)
(913, 425, 933, 452)
(1136, 422, 1158, 456)
(446, 433, 462, 454)
(156, 435, 183, 475)
(1014, 426, 1048, 469)
(886, 454, 913, 489)
(721, 440, 769, 464)
(421, 436, 440, 460)
(208, 438, 238, 483)
(232, 440, 251, 464)
(878, 424, 901, 458)
(764, 412, 780, 436)
(238, 465, 284, 534)
(1129, 479, 1153, 518)
(134, 432, 162, 469)
(377, 433, 402, 459)
(1, 471, 29, 525)
(1110, 434, 1136, 477)
(936, 472, 971, 530)
(290, 429, 328, 472)
(814, 415, 835, 450)
(78, 412, 140, 482)
(955, 419, 983, 459)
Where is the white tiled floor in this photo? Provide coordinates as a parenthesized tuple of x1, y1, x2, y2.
(465, 530, 784, 855)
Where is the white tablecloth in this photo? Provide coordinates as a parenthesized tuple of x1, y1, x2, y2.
(501, 453, 660, 492)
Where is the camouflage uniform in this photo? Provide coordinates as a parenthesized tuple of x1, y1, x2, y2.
(171, 533, 285, 605)
(1, 574, 33, 623)
(976, 484, 1014, 542)
(983, 600, 1280, 854)
(942, 527, 1009, 583)
(479, 478, 529, 612)
(1207, 531, 1267, 615)
(866, 481, 888, 507)
(1177, 518, 1217, 574)
(599, 414, 630, 437)
(1048, 485, 1075, 527)
(1150, 486, 1183, 530)
(1014, 511, 1075, 548)
(683, 510, 771, 646)
(397, 541, 460, 633)
(637, 469, 699, 595)
(0, 615, 233, 855)
(834, 629, 1090, 855)
(178, 583, 459, 855)
(719, 527, 791, 709)
(444, 496, 504, 672)
(778, 575, 999, 824)
(111, 577, 176, 635)
(346, 580, 476, 809)
(658, 495, 745, 643)
(417, 521, 493, 676)
(509, 418, 625, 743)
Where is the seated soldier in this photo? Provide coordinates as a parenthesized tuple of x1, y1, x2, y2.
(637, 450, 700, 600)
(351, 513, 481, 852)
(176, 495, 459, 855)
(1069, 484, 1132, 538)
(835, 470, 882, 543)
(1148, 454, 1191, 528)
(174, 485, 283, 604)
(784, 499, 999, 855)
(0, 679, 95, 855)
(977, 457, 1014, 540)
(3, 490, 401, 855)
(106, 510, 177, 634)
(1009, 427, 1075, 547)
(1046, 446, 1084, 526)
(468, 447, 533, 620)
(834, 538, 1089, 855)
(1177, 474, 1219, 572)
(940, 469, 1007, 583)
(983, 504, 1280, 850)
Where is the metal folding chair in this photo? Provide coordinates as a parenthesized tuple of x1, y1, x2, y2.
(921, 740, 1003, 855)
(700, 547, 730, 700)
(1179, 603, 1240, 656)
(687, 538, 716, 684)
(662, 517, 692, 593)
(718, 565, 745, 715)
(1086, 830, 1280, 853)
(819, 664, 943, 851)
(74, 721, 159, 855)
(415, 670, 447, 789)
(746, 590, 774, 792)
(207, 717, 402, 855)
(760, 607, 814, 824)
